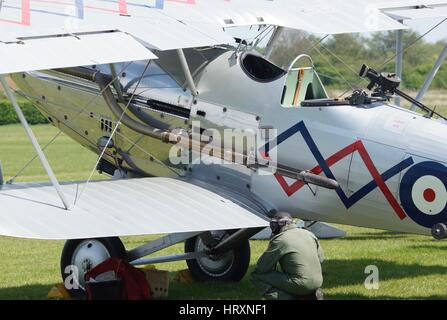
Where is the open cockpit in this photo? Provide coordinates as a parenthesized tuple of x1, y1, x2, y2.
(281, 54, 329, 107)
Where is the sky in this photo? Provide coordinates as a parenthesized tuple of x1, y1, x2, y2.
(406, 18, 447, 42)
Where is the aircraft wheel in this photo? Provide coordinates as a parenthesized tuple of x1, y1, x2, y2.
(185, 231, 250, 282)
(60, 237, 126, 299)
(432, 223, 447, 240)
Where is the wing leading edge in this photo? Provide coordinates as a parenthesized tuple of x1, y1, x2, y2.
(0, 31, 157, 75)
(2, 1, 445, 78)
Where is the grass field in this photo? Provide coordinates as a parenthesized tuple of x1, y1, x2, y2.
(0, 124, 447, 300)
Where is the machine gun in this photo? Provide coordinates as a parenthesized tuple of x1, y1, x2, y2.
(359, 65, 447, 240)
(358, 64, 447, 122)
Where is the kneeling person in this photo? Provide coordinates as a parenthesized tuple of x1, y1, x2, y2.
(251, 212, 324, 300)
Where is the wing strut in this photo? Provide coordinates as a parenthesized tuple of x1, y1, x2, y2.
(0, 76, 71, 210)
(0, 161, 3, 186)
(177, 49, 199, 96)
(411, 42, 447, 111)
(264, 26, 284, 59)
(395, 19, 404, 107)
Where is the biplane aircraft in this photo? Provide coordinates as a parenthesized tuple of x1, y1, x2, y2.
(1, 0, 447, 296)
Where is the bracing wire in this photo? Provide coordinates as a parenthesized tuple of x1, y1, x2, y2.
(312, 45, 357, 91)
(256, 25, 275, 46)
(7, 62, 134, 184)
(379, 18, 447, 69)
(74, 60, 153, 206)
(309, 18, 447, 99)
(283, 34, 357, 92)
(336, 18, 447, 98)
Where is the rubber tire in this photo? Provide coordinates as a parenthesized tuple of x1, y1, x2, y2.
(185, 235, 251, 282)
(60, 237, 126, 299)
(432, 223, 447, 240)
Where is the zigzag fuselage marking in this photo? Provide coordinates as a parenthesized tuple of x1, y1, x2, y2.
(262, 121, 413, 220)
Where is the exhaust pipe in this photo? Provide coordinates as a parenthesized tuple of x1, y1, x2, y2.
(275, 164, 339, 190)
(55, 67, 339, 191)
(57, 67, 171, 141)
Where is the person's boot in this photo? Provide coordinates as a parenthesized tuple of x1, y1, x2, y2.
(294, 288, 324, 300)
(315, 288, 324, 300)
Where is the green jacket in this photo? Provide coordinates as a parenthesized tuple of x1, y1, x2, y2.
(254, 225, 324, 288)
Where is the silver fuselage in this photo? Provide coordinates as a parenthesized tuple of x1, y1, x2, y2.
(12, 48, 447, 236)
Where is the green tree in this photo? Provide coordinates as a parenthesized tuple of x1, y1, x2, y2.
(268, 28, 447, 91)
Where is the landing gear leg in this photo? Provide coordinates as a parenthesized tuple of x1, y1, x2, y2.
(184, 228, 264, 282)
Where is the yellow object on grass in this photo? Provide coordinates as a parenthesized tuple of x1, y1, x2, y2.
(173, 269, 194, 284)
(141, 266, 170, 299)
(47, 284, 71, 300)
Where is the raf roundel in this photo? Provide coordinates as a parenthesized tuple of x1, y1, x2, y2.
(400, 161, 447, 228)
(411, 176, 446, 215)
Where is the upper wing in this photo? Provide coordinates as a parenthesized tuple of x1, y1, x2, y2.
(376, 0, 447, 20)
(1, 0, 446, 75)
(0, 31, 157, 74)
(0, 0, 235, 51)
(160, 0, 406, 34)
(0, 0, 406, 45)
(0, 177, 269, 240)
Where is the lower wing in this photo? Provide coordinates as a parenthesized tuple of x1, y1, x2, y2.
(0, 177, 268, 240)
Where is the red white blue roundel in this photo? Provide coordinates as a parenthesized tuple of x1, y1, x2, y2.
(400, 161, 447, 228)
